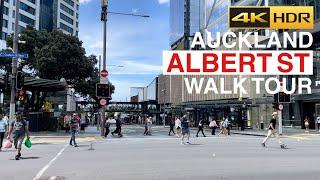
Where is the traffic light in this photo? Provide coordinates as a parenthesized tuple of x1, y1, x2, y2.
(16, 71, 24, 90)
(96, 83, 110, 98)
(278, 92, 290, 103)
(17, 89, 25, 101)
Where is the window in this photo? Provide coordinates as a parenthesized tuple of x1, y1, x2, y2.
(4, 0, 9, 3)
(60, 22, 73, 34)
(76, 31, 78, 36)
(19, 14, 35, 26)
(2, 19, 8, 28)
(12, 10, 15, 18)
(20, 1, 35, 15)
(1, 32, 8, 40)
(27, 0, 36, 4)
(3, 6, 9, 15)
(76, 13, 79, 19)
(60, 3, 74, 16)
(76, 21, 78, 28)
(76, 4, 79, 10)
(63, 0, 74, 7)
(60, 13, 73, 25)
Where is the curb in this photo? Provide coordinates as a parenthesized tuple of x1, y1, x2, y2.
(232, 132, 267, 137)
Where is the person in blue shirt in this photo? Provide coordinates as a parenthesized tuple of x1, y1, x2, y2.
(0, 114, 8, 151)
(181, 114, 191, 145)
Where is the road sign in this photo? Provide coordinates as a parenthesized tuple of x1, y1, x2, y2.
(100, 98, 107, 106)
(100, 69, 108, 77)
(0, 52, 29, 59)
(279, 104, 283, 111)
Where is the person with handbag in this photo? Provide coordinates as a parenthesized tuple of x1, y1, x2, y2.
(7, 112, 31, 160)
(0, 114, 8, 152)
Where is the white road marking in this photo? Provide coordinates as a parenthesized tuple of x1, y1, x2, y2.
(33, 144, 68, 180)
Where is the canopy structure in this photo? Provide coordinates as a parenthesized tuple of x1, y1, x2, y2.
(0, 75, 67, 92)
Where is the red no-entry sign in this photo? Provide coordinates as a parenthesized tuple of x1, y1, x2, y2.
(100, 98, 107, 106)
(100, 70, 108, 77)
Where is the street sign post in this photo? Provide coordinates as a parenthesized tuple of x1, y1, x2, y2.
(100, 69, 108, 77)
(100, 98, 107, 106)
(0, 52, 28, 59)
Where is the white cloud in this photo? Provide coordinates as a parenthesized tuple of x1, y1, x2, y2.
(158, 0, 169, 4)
(110, 80, 146, 101)
(79, 0, 93, 4)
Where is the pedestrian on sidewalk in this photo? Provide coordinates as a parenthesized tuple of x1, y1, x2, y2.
(175, 116, 181, 138)
(168, 117, 175, 136)
(181, 114, 191, 145)
(196, 119, 206, 137)
(7, 112, 31, 160)
(209, 118, 218, 135)
(147, 116, 153, 136)
(224, 116, 231, 136)
(317, 115, 320, 132)
(0, 114, 8, 152)
(104, 119, 110, 138)
(64, 113, 71, 133)
(304, 116, 310, 133)
(69, 113, 79, 147)
(112, 114, 123, 137)
(143, 117, 148, 135)
(261, 112, 286, 149)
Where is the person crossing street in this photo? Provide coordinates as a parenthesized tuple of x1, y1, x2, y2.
(0, 114, 8, 152)
(7, 112, 31, 160)
(196, 119, 206, 137)
(181, 114, 191, 145)
(69, 113, 79, 147)
(261, 112, 286, 149)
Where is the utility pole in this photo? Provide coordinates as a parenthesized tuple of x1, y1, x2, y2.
(9, 0, 20, 121)
(100, 0, 108, 136)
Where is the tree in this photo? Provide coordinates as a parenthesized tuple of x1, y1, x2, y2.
(5, 27, 115, 111)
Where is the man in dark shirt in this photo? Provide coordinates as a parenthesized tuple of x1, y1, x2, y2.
(69, 113, 79, 147)
(261, 112, 286, 149)
(112, 114, 123, 137)
(181, 114, 191, 145)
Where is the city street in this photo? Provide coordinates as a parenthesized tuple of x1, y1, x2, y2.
(1, 126, 320, 180)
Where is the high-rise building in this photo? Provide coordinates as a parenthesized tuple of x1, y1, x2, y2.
(0, 0, 79, 49)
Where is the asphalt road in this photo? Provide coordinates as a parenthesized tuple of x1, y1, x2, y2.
(0, 126, 320, 180)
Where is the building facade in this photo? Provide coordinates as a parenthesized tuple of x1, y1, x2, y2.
(0, 0, 79, 49)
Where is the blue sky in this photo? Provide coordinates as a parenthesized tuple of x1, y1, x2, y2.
(78, 0, 170, 101)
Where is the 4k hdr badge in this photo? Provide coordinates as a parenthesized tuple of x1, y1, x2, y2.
(229, 6, 314, 29)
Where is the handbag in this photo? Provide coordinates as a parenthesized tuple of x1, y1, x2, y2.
(4, 140, 13, 149)
(24, 137, 32, 148)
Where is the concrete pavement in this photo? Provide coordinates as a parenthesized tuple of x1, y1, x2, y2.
(1, 125, 320, 180)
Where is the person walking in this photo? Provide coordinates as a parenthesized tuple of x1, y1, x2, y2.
(196, 119, 206, 137)
(181, 115, 191, 145)
(143, 117, 148, 135)
(112, 114, 123, 137)
(317, 115, 320, 132)
(175, 116, 181, 137)
(261, 112, 286, 149)
(7, 112, 31, 160)
(209, 118, 218, 135)
(0, 114, 8, 152)
(168, 118, 175, 136)
(304, 116, 310, 133)
(147, 116, 153, 136)
(224, 116, 231, 136)
(69, 113, 79, 147)
(64, 113, 71, 133)
(104, 119, 110, 138)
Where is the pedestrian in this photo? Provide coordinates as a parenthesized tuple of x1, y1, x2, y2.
(175, 116, 181, 137)
(224, 116, 231, 136)
(0, 114, 8, 152)
(143, 117, 148, 135)
(181, 115, 191, 145)
(69, 113, 79, 147)
(168, 117, 175, 136)
(261, 112, 286, 149)
(317, 115, 320, 132)
(112, 114, 123, 137)
(64, 113, 71, 133)
(7, 112, 31, 160)
(304, 116, 309, 133)
(209, 118, 218, 135)
(218, 120, 227, 136)
(147, 116, 153, 135)
(104, 119, 110, 138)
(196, 119, 206, 137)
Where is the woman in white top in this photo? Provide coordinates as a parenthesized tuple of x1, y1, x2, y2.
(175, 116, 181, 137)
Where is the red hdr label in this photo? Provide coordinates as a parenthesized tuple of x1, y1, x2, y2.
(163, 50, 313, 75)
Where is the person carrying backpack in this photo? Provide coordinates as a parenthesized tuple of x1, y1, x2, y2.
(7, 112, 31, 160)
